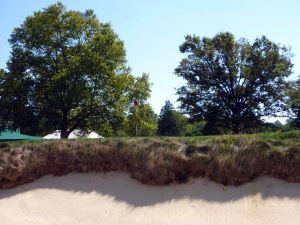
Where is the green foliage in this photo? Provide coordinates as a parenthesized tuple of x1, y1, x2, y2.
(0, 69, 8, 132)
(86, 73, 153, 137)
(175, 32, 293, 134)
(185, 121, 205, 136)
(4, 2, 147, 138)
(125, 104, 158, 137)
(157, 100, 188, 136)
(125, 73, 155, 137)
(85, 73, 154, 137)
(286, 79, 300, 128)
(0, 69, 40, 134)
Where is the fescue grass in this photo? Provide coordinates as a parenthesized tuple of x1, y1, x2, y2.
(1, 130, 300, 188)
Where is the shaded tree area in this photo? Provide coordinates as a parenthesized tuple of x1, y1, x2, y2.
(175, 32, 293, 134)
(0, 69, 10, 132)
(157, 100, 188, 136)
(0, 68, 41, 134)
(286, 79, 300, 128)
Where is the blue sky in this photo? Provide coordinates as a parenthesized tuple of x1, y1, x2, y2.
(1, 0, 299, 116)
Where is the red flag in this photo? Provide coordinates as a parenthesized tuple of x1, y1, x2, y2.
(134, 99, 139, 108)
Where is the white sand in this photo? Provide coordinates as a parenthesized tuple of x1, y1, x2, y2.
(1, 173, 300, 225)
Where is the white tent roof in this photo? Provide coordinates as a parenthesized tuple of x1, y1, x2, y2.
(43, 130, 104, 139)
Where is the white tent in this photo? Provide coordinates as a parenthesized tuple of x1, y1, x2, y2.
(43, 130, 103, 139)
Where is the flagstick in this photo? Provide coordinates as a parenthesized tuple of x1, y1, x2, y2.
(134, 98, 139, 137)
(135, 106, 138, 136)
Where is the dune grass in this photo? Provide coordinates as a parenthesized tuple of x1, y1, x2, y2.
(0, 131, 300, 188)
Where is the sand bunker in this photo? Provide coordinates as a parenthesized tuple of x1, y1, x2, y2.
(1, 173, 300, 225)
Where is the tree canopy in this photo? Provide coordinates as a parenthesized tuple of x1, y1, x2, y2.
(125, 103, 158, 136)
(157, 100, 187, 136)
(4, 2, 144, 138)
(0, 69, 8, 132)
(90, 73, 156, 137)
(175, 32, 293, 134)
(1, 3, 297, 137)
(286, 79, 300, 128)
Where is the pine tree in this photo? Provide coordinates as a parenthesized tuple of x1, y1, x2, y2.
(157, 100, 187, 136)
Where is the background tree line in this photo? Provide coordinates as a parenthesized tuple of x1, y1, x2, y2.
(0, 2, 300, 137)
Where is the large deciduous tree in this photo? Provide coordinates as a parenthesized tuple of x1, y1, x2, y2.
(6, 3, 137, 138)
(175, 32, 293, 134)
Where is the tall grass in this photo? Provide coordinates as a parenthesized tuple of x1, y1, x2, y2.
(1, 131, 300, 188)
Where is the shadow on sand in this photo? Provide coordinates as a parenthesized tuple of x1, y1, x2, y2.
(1, 172, 300, 207)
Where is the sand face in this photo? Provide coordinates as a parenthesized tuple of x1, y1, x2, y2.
(1, 173, 300, 225)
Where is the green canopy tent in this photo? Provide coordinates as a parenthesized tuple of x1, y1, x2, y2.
(0, 131, 44, 141)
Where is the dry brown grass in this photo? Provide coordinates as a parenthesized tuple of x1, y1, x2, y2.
(1, 133, 300, 188)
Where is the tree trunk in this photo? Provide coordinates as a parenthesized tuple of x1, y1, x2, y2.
(232, 125, 240, 134)
(60, 112, 69, 139)
(60, 129, 69, 139)
(231, 117, 241, 134)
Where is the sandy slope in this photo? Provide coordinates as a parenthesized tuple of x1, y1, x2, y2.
(1, 173, 300, 225)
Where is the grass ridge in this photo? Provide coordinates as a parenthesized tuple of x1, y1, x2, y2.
(1, 131, 300, 188)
